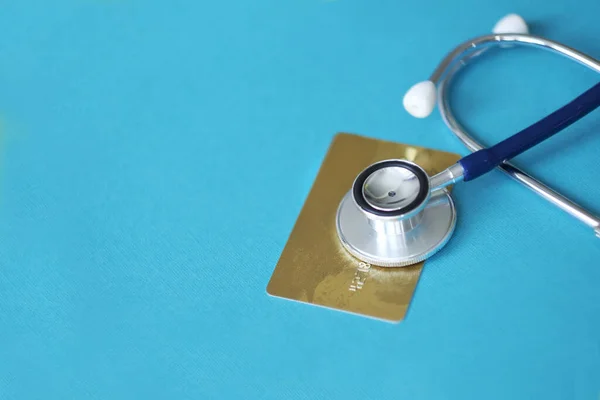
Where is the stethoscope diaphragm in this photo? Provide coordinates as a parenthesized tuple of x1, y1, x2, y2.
(336, 160, 456, 267)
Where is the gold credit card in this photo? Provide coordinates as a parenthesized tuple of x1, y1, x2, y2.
(267, 133, 461, 322)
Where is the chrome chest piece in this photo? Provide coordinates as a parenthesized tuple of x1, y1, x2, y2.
(336, 160, 457, 267)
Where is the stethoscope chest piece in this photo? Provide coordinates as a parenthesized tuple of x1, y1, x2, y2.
(336, 160, 456, 267)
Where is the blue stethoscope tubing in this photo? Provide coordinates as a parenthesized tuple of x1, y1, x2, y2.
(458, 82, 600, 181)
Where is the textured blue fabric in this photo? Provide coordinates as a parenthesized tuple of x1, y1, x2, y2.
(0, 1, 599, 399)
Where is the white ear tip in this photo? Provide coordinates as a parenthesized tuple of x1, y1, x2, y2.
(403, 80, 436, 118)
(492, 13, 529, 34)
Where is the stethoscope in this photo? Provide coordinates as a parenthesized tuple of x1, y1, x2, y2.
(336, 14, 600, 267)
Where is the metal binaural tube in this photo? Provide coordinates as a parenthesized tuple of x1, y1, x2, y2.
(433, 33, 600, 234)
(429, 34, 600, 84)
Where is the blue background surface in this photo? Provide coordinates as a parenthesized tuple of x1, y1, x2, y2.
(0, 1, 599, 399)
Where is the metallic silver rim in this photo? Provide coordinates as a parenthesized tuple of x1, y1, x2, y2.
(336, 189, 456, 267)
